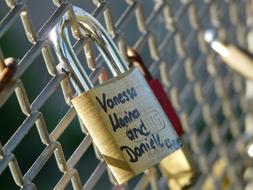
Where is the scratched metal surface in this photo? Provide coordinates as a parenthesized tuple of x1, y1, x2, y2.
(0, 0, 252, 190)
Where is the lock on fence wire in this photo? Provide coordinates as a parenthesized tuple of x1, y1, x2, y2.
(50, 6, 182, 184)
(126, 47, 199, 189)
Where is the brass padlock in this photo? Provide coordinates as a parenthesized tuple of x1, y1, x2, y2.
(159, 146, 199, 190)
(205, 29, 253, 80)
(50, 6, 182, 184)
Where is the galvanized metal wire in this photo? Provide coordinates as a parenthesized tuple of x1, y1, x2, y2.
(0, 0, 252, 189)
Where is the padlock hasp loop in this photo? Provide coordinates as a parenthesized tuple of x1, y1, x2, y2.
(74, 6, 129, 75)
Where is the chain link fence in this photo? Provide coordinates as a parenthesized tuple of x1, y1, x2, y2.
(0, 0, 253, 189)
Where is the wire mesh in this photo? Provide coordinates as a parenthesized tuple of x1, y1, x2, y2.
(0, 0, 252, 189)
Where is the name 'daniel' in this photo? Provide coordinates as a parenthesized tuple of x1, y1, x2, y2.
(95, 87, 182, 162)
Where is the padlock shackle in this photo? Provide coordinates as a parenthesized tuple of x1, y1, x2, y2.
(50, 18, 94, 92)
(50, 6, 129, 92)
(75, 6, 128, 75)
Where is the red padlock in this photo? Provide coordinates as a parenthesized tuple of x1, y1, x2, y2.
(127, 48, 184, 136)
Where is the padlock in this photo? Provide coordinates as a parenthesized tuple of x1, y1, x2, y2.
(126, 48, 199, 189)
(50, 6, 182, 184)
(205, 29, 253, 80)
(127, 48, 183, 136)
(159, 147, 199, 190)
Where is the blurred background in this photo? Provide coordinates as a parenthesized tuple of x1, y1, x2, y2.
(1, 0, 253, 190)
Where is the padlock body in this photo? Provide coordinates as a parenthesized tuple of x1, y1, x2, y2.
(148, 79, 184, 136)
(72, 68, 182, 184)
(160, 146, 199, 189)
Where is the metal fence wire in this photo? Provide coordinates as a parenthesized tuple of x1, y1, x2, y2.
(0, 0, 253, 189)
